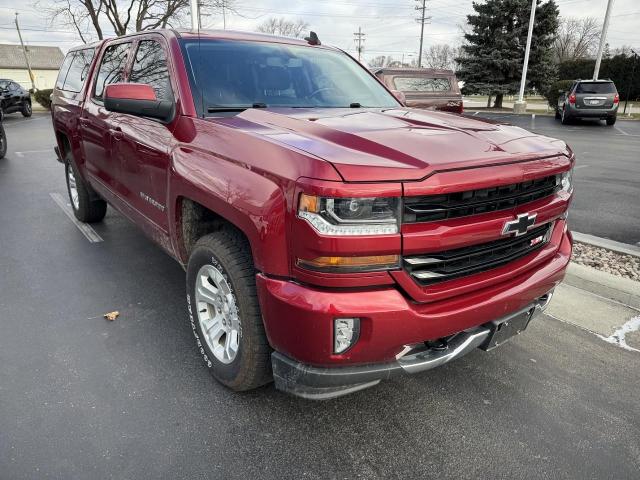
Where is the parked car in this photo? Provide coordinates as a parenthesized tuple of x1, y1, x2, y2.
(0, 79, 32, 117)
(51, 29, 573, 399)
(372, 67, 463, 113)
(556, 79, 619, 125)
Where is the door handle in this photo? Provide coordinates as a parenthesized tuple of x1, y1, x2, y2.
(110, 127, 123, 141)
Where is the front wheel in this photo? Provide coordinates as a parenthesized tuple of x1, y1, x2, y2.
(0, 123, 6, 159)
(65, 159, 107, 222)
(21, 101, 32, 118)
(561, 107, 571, 125)
(186, 229, 271, 391)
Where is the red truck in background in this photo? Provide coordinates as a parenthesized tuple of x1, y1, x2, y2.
(51, 29, 574, 400)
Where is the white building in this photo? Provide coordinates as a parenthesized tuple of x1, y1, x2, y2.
(0, 44, 64, 90)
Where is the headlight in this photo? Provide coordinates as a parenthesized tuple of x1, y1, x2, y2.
(298, 194, 400, 235)
(560, 168, 573, 193)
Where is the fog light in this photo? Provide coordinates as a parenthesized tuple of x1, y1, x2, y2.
(334, 318, 360, 354)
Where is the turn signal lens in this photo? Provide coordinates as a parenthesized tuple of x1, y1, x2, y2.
(334, 318, 360, 354)
(297, 254, 400, 273)
(299, 193, 319, 213)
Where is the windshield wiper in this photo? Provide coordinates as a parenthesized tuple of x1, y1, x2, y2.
(207, 103, 267, 113)
(350, 102, 362, 108)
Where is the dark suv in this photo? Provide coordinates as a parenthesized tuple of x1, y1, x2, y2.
(556, 79, 619, 125)
(0, 79, 32, 118)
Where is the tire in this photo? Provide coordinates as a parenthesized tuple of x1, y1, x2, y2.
(65, 157, 107, 222)
(555, 108, 561, 119)
(606, 116, 616, 126)
(561, 106, 571, 125)
(0, 123, 6, 159)
(21, 101, 32, 118)
(186, 229, 272, 391)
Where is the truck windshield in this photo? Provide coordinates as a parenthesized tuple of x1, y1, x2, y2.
(181, 39, 399, 114)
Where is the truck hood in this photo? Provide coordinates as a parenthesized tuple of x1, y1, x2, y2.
(215, 108, 570, 182)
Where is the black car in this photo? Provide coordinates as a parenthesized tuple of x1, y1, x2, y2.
(0, 79, 32, 118)
(556, 79, 619, 126)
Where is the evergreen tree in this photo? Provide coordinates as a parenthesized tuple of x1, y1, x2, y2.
(457, 0, 559, 108)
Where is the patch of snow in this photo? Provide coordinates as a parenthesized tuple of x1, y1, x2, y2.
(597, 315, 640, 353)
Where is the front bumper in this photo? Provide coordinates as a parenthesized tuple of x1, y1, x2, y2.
(272, 293, 553, 399)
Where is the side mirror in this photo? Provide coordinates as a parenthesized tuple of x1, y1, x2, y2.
(391, 89, 406, 105)
(104, 83, 172, 121)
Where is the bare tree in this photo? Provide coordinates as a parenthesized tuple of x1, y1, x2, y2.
(256, 17, 309, 38)
(39, 0, 236, 42)
(553, 17, 600, 62)
(422, 44, 459, 70)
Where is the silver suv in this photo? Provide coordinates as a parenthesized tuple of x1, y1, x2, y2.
(556, 79, 619, 126)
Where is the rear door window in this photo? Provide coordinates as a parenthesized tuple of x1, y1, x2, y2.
(93, 42, 131, 101)
(575, 82, 616, 94)
(129, 40, 173, 102)
(62, 48, 95, 93)
(394, 77, 451, 92)
(55, 54, 74, 89)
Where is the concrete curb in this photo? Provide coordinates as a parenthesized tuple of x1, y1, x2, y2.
(564, 262, 640, 310)
(572, 231, 640, 258)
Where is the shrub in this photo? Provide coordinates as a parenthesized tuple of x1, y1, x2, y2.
(542, 80, 574, 108)
(33, 89, 53, 110)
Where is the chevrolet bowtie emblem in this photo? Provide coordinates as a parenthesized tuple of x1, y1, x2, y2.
(502, 213, 537, 237)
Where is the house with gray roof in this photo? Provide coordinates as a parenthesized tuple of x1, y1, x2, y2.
(0, 44, 65, 90)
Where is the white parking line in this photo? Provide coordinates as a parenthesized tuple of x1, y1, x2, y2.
(574, 165, 589, 169)
(14, 149, 52, 158)
(50, 192, 103, 243)
(614, 125, 629, 136)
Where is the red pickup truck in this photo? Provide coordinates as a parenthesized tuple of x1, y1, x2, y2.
(51, 29, 574, 399)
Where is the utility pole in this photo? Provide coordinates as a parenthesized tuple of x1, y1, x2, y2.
(513, 0, 536, 113)
(14, 13, 36, 92)
(623, 49, 638, 115)
(190, 0, 199, 30)
(354, 27, 365, 62)
(593, 0, 614, 80)
(415, 0, 430, 68)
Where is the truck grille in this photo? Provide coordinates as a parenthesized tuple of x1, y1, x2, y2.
(404, 174, 560, 223)
(404, 223, 553, 285)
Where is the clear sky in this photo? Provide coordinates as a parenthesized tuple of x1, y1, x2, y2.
(0, 0, 637, 61)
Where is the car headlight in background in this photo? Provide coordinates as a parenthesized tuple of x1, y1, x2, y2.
(298, 193, 400, 235)
(560, 168, 573, 193)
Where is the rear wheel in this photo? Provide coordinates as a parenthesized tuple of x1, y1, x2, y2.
(21, 101, 32, 118)
(606, 116, 616, 126)
(186, 229, 272, 391)
(65, 158, 107, 222)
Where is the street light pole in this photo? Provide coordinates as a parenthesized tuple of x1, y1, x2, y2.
(593, 0, 614, 80)
(190, 0, 199, 30)
(514, 0, 536, 114)
(623, 49, 638, 116)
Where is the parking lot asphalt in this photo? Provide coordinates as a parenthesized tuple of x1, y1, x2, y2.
(1, 113, 639, 479)
(469, 112, 640, 246)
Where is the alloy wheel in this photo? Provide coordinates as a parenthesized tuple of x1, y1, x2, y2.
(194, 264, 240, 364)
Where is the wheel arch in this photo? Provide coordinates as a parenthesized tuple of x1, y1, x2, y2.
(169, 154, 291, 277)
